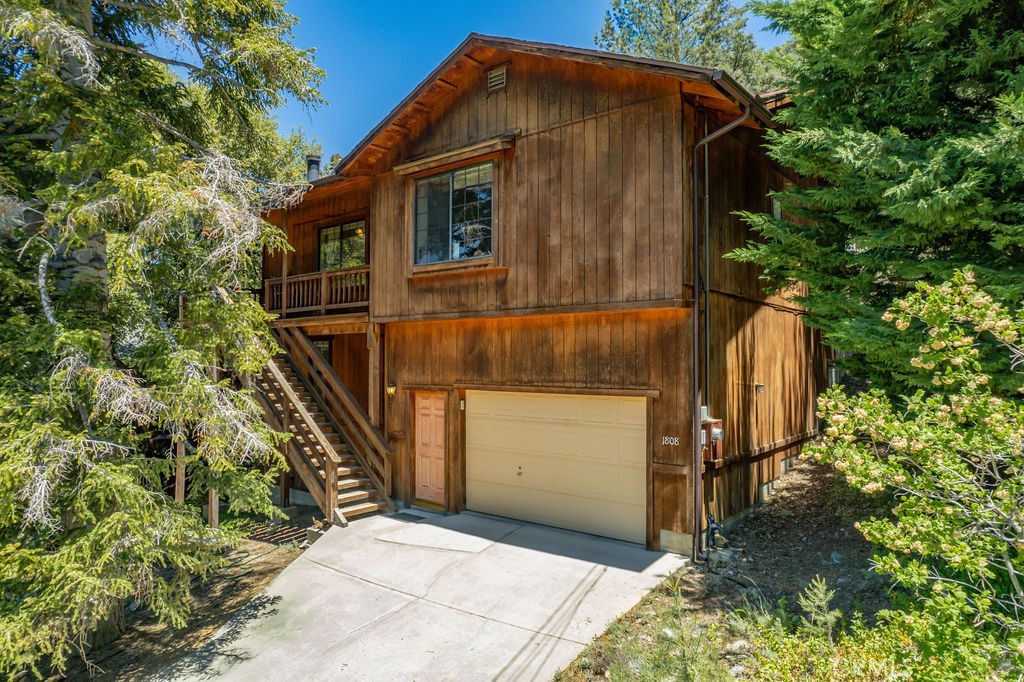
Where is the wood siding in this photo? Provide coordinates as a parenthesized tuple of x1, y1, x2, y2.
(383, 310, 694, 547)
(330, 333, 370, 413)
(704, 298, 826, 522)
(369, 53, 690, 320)
(264, 183, 371, 279)
(704, 124, 806, 307)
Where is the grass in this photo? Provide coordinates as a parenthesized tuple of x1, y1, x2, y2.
(555, 567, 734, 681)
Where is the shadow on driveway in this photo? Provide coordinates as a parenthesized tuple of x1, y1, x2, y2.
(157, 510, 684, 682)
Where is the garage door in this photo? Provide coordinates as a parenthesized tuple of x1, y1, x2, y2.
(466, 391, 647, 543)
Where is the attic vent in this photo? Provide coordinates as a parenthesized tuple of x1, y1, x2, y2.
(487, 65, 507, 92)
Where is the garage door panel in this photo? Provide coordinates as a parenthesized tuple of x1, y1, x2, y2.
(483, 417, 584, 458)
(466, 481, 643, 542)
(468, 448, 645, 500)
(472, 392, 641, 425)
(483, 417, 640, 464)
(580, 431, 647, 464)
(466, 391, 647, 544)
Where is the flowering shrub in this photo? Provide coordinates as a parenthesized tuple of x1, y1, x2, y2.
(810, 270, 1024, 671)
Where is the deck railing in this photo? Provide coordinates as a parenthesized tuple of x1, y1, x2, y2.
(264, 265, 369, 317)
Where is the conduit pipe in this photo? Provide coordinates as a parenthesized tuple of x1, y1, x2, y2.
(690, 83, 751, 561)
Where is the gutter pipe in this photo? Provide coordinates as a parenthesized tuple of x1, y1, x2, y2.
(690, 74, 752, 561)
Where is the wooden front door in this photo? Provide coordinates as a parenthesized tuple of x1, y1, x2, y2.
(414, 392, 446, 505)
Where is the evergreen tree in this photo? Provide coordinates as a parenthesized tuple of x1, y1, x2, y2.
(0, 1, 322, 674)
(731, 0, 1024, 393)
(595, 0, 790, 94)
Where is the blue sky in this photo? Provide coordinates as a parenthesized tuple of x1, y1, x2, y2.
(274, 1, 786, 163)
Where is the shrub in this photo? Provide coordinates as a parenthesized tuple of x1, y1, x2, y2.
(740, 578, 1002, 681)
(807, 270, 1024, 676)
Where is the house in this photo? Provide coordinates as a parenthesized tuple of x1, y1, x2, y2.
(257, 34, 827, 556)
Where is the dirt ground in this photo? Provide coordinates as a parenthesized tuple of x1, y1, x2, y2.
(559, 458, 893, 680)
(57, 506, 321, 681)
(693, 458, 891, 620)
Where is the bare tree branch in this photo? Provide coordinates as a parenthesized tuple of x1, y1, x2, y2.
(37, 247, 57, 326)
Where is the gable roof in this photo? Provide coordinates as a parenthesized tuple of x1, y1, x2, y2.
(325, 33, 772, 183)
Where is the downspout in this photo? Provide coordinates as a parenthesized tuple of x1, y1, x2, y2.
(691, 87, 751, 562)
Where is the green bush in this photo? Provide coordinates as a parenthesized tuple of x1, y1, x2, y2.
(740, 578, 1003, 681)
(802, 270, 1024, 677)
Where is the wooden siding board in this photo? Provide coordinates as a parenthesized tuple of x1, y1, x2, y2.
(609, 107, 624, 303)
(570, 95, 585, 306)
(634, 100, 652, 302)
(558, 118, 572, 307)
(537, 129, 552, 311)
(621, 103, 637, 302)
(596, 108, 611, 304)
(650, 99, 667, 301)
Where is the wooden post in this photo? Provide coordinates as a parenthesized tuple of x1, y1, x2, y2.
(280, 215, 289, 319)
(320, 270, 328, 315)
(325, 457, 338, 524)
(207, 487, 219, 528)
(367, 323, 382, 429)
(279, 468, 291, 507)
(174, 439, 186, 503)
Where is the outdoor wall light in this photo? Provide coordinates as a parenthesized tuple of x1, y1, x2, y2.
(385, 384, 397, 399)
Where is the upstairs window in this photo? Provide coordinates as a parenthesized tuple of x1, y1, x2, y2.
(319, 219, 367, 271)
(414, 161, 493, 266)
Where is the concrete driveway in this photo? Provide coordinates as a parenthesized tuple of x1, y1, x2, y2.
(157, 510, 684, 682)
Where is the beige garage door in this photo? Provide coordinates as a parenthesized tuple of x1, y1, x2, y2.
(466, 391, 647, 543)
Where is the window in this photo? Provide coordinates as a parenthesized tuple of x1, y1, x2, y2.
(414, 161, 493, 266)
(319, 219, 366, 271)
(311, 339, 331, 360)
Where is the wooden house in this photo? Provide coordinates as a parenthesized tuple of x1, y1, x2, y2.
(257, 34, 826, 556)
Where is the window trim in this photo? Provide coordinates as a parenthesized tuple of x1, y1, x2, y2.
(409, 158, 498, 274)
(395, 134, 515, 176)
(316, 216, 369, 272)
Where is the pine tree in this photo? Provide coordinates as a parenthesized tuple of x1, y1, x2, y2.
(0, 1, 323, 674)
(595, 0, 790, 94)
(731, 0, 1024, 393)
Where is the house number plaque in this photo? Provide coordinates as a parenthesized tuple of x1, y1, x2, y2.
(661, 436, 680, 446)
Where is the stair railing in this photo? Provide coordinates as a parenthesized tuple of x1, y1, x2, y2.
(254, 358, 341, 522)
(274, 327, 392, 503)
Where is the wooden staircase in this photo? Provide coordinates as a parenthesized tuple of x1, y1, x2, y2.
(253, 330, 393, 524)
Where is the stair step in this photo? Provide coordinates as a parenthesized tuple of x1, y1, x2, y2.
(301, 435, 344, 447)
(291, 424, 341, 442)
(301, 444, 342, 454)
(337, 489, 373, 504)
(339, 500, 386, 519)
(318, 460, 360, 475)
(260, 356, 392, 524)
(269, 398, 321, 415)
(337, 476, 371, 490)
